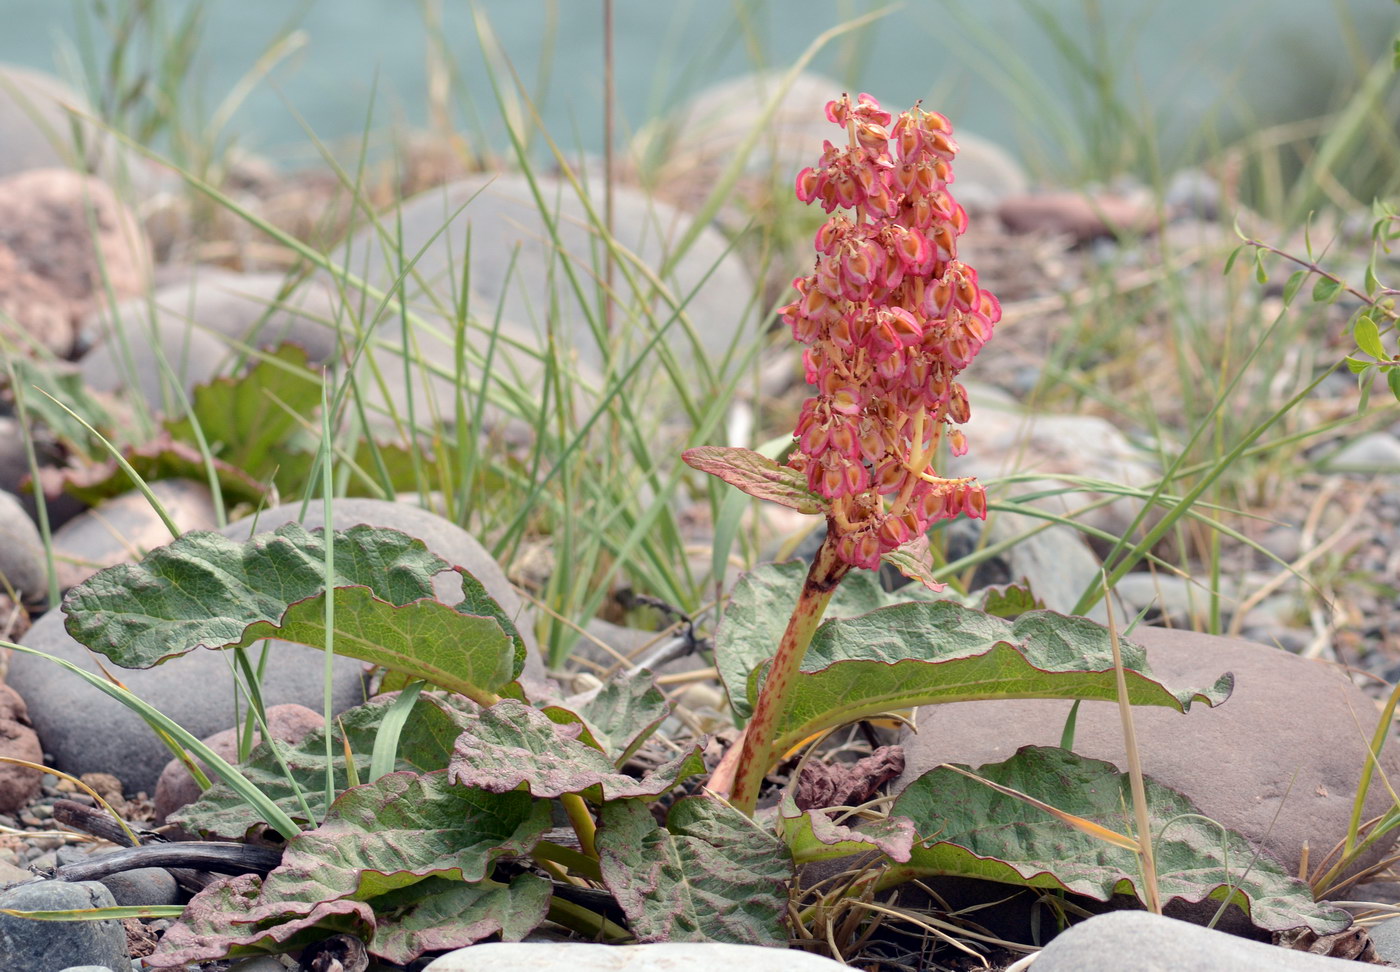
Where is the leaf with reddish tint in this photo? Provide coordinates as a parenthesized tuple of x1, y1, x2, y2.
(779, 789, 916, 865)
(56, 434, 269, 507)
(146, 873, 374, 968)
(761, 602, 1233, 758)
(174, 693, 478, 839)
(598, 795, 792, 944)
(261, 771, 550, 903)
(888, 746, 1349, 935)
(683, 446, 826, 514)
(716, 562, 948, 721)
(882, 536, 943, 592)
(64, 523, 448, 668)
(449, 699, 704, 801)
(571, 671, 674, 765)
(369, 873, 551, 964)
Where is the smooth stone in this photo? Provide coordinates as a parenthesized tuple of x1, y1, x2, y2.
(897, 627, 1400, 884)
(0, 880, 131, 972)
(0, 683, 42, 814)
(78, 312, 230, 414)
(0, 489, 45, 603)
(1367, 914, 1400, 964)
(0, 169, 151, 357)
(1032, 911, 1361, 970)
(1320, 432, 1400, 472)
(1166, 167, 1223, 221)
(49, 479, 218, 591)
(79, 267, 341, 364)
(998, 190, 1160, 242)
(152, 703, 323, 824)
(1112, 572, 1240, 628)
(330, 171, 756, 374)
(97, 866, 179, 907)
(424, 942, 850, 971)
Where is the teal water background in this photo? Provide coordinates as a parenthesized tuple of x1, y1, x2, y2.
(0, 1, 1394, 169)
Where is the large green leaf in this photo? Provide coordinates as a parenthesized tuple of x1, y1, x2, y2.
(886, 746, 1349, 935)
(235, 587, 519, 704)
(164, 343, 322, 488)
(449, 699, 705, 802)
(569, 671, 674, 765)
(761, 602, 1233, 757)
(598, 795, 792, 945)
(261, 770, 551, 902)
(368, 873, 551, 964)
(717, 562, 947, 720)
(173, 693, 478, 838)
(64, 523, 448, 668)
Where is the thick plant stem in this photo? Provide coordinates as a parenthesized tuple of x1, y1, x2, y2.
(731, 533, 850, 815)
(561, 792, 598, 859)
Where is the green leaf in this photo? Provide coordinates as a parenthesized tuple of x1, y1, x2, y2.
(1281, 269, 1307, 305)
(1313, 276, 1343, 304)
(1388, 366, 1400, 404)
(979, 582, 1046, 619)
(64, 523, 448, 668)
(1345, 355, 1373, 374)
(570, 671, 674, 765)
(261, 770, 551, 903)
(448, 699, 705, 801)
(236, 588, 518, 704)
(682, 446, 826, 514)
(1253, 249, 1268, 285)
(887, 746, 1350, 935)
(164, 343, 322, 489)
(779, 789, 916, 865)
(4, 358, 118, 452)
(1355, 315, 1386, 359)
(368, 873, 551, 964)
(174, 693, 477, 838)
(598, 796, 792, 945)
(1365, 258, 1382, 298)
(1221, 243, 1244, 276)
(56, 433, 269, 508)
(761, 603, 1232, 757)
(716, 562, 947, 721)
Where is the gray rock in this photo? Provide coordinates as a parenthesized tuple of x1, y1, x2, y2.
(0, 879, 131, 972)
(424, 942, 849, 971)
(897, 627, 1400, 885)
(1368, 914, 1400, 965)
(49, 479, 218, 591)
(1320, 432, 1400, 473)
(79, 267, 341, 364)
(97, 866, 179, 907)
(78, 311, 229, 414)
(1112, 572, 1238, 628)
(330, 171, 755, 377)
(1166, 168, 1223, 221)
(1032, 910, 1360, 970)
(0, 489, 45, 603)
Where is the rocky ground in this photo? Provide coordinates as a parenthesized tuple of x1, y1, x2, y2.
(1, 62, 1400, 971)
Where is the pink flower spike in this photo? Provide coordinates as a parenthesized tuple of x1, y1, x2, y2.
(796, 167, 820, 203)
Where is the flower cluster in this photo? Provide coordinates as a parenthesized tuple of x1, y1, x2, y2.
(780, 93, 1001, 571)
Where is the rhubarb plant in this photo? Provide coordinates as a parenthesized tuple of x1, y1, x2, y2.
(33, 91, 1352, 964)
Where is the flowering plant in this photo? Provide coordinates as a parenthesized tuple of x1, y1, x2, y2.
(685, 92, 1003, 811)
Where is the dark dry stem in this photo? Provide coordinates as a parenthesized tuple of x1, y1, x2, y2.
(730, 531, 851, 815)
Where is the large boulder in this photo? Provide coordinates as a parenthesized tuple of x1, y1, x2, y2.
(0, 168, 151, 356)
(896, 626, 1400, 885)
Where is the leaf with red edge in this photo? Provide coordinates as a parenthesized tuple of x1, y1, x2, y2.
(882, 535, 944, 592)
(369, 873, 551, 964)
(683, 446, 826, 514)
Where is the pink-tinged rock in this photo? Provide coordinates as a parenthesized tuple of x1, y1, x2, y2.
(153, 703, 324, 824)
(997, 191, 1159, 242)
(0, 682, 42, 813)
(896, 626, 1400, 888)
(0, 168, 151, 356)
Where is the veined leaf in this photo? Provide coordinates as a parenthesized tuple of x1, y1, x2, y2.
(1355, 315, 1385, 360)
(758, 602, 1232, 757)
(598, 795, 792, 945)
(566, 671, 674, 766)
(368, 873, 551, 964)
(64, 523, 448, 668)
(886, 746, 1349, 935)
(683, 446, 826, 514)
